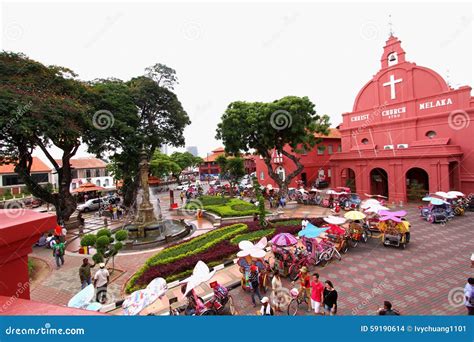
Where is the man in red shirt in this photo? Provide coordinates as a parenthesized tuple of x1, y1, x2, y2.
(311, 272, 324, 314)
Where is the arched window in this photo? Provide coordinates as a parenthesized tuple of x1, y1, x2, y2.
(276, 166, 285, 181)
(388, 52, 398, 66)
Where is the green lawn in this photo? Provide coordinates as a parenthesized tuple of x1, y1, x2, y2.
(187, 195, 260, 217)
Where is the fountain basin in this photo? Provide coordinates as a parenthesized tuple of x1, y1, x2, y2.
(123, 219, 195, 251)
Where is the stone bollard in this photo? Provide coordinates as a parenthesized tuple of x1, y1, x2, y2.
(399, 200, 404, 207)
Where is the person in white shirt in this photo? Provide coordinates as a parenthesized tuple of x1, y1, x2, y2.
(94, 263, 110, 304)
(260, 297, 274, 315)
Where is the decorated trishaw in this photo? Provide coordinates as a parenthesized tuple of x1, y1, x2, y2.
(298, 223, 341, 268)
(344, 210, 369, 245)
(180, 261, 234, 315)
(237, 237, 270, 292)
(364, 193, 388, 206)
(420, 197, 449, 223)
(447, 191, 467, 215)
(270, 232, 310, 280)
(322, 215, 349, 254)
(360, 199, 389, 232)
(378, 210, 410, 249)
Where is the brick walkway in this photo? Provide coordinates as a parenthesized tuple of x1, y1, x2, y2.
(29, 203, 474, 315)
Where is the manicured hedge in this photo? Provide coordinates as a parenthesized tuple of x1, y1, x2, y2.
(126, 223, 247, 293)
(145, 223, 247, 266)
(230, 228, 275, 244)
(205, 198, 259, 217)
(126, 217, 321, 293)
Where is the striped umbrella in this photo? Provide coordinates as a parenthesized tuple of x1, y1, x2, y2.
(270, 233, 298, 247)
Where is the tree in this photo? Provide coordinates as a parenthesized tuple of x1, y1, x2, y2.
(150, 151, 181, 179)
(169, 151, 203, 182)
(80, 229, 128, 272)
(87, 66, 190, 207)
(0, 52, 95, 223)
(216, 96, 330, 196)
(215, 155, 245, 197)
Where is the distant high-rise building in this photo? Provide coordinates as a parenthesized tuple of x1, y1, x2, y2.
(186, 146, 198, 157)
(160, 144, 169, 155)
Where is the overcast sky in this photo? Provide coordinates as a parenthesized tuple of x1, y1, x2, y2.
(1, 1, 472, 160)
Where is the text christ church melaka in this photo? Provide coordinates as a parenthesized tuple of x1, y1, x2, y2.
(329, 34, 474, 203)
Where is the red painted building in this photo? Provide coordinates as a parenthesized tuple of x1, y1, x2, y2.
(330, 35, 474, 203)
(199, 147, 256, 177)
(255, 129, 342, 189)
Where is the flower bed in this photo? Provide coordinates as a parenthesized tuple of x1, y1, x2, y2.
(125, 217, 323, 293)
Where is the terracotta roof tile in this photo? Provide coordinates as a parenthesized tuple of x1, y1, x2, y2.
(55, 157, 107, 169)
(315, 128, 341, 139)
(0, 157, 51, 174)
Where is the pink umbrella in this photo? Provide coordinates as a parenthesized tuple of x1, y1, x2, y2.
(270, 233, 298, 247)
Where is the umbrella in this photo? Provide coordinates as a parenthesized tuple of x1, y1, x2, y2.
(72, 182, 106, 193)
(430, 198, 446, 205)
(364, 204, 389, 213)
(434, 191, 448, 198)
(298, 223, 329, 238)
(378, 210, 407, 218)
(344, 211, 366, 220)
(298, 188, 307, 194)
(68, 284, 95, 309)
(122, 277, 168, 316)
(181, 261, 216, 297)
(422, 196, 432, 201)
(270, 233, 298, 247)
(447, 191, 465, 197)
(309, 188, 320, 193)
(323, 215, 347, 225)
(237, 237, 267, 258)
(360, 199, 380, 208)
(325, 224, 346, 235)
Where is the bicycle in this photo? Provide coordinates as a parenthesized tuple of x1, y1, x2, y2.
(287, 286, 309, 315)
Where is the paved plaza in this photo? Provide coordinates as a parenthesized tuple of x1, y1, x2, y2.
(28, 192, 473, 316)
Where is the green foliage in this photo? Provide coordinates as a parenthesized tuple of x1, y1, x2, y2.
(80, 234, 97, 247)
(92, 253, 104, 264)
(96, 235, 111, 249)
(204, 198, 259, 217)
(272, 219, 301, 227)
(80, 229, 126, 267)
(97, 228, 111, 238)
(407, 182, 426, 202)
(126, 223, 248, 293)
(28, 259, 35, 276)
(150, 151, 182, 178)
(146, 223, 247, 266)
(195, 195, 229, 206)
(230, 228, 275, 244)
(114, 241, 123, 251)
(114, 230, 128, 241)
(215, 96, 331, 194)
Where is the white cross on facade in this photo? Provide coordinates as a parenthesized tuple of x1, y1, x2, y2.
(383, 74, 403, 100)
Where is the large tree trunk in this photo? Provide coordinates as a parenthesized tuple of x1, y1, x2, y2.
(15, 142, 78, 223)
(261, 149, 304, 198)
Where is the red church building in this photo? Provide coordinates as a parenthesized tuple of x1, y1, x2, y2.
(330, 35, 474, 203)
(255, 129, 341, 189)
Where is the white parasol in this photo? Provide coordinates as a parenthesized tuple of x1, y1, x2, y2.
(323, 215, 347, 225)
(68, 284, 95, 309)
(364, 204, 389, 213)
(237, 237, 267, 259)
(122, 277, 168, 316)
(447, 191, 465, 197)
(360, 199, 380, 209)
(181, 261, 216, 297)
